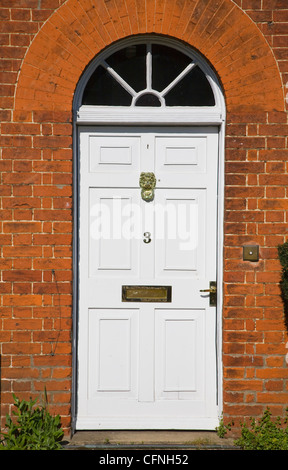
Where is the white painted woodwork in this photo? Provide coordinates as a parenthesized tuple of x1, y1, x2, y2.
(77, 126, 219, 429)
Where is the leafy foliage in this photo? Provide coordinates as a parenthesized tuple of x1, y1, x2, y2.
(277, 241, 288, 329)
(216, 415, 233, 438)
(0, 391, 64, 450)
(278, 241, 288, 273)
(235, 408, 288, 450)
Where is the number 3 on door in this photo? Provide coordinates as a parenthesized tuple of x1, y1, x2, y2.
(143, 232, 151, 243)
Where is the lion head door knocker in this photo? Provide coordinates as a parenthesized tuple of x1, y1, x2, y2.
(139, 172, 156, 202)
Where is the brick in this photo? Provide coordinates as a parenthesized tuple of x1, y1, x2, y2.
(258, 199, 288, 210)
(34, 209, 72, 221)
(3, 296, 42, 307)
(3, 222, 42, 233)
(2, 147, 41, 160)
(2, 172, 41, 184)
(3, 246, 42, 257)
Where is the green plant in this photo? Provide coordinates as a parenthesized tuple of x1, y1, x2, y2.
(216, 415, 232, 438)
(278, 241, 288, 294)
(277, 240, 288, 329)
(235, 408, 288, 450)
(278, 241, 288, 301)
(0, 390, 64, 450)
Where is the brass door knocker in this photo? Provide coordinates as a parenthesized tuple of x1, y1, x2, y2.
(139, 172, 156, 202)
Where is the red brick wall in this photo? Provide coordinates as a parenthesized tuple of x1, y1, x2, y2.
(0, 0, 288, 435)
(224, 0, 288, 429)
(0, 0, 72, 432)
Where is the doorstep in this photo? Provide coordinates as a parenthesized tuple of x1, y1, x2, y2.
(65, 430, 237, 450)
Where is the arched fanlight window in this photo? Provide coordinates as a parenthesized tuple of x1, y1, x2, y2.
(81, 42, 215, 108)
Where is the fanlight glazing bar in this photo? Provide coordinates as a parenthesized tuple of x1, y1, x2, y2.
(146, 43, 152, 91)
(102, 60, 137, 98)
(160, 62, 196, 97)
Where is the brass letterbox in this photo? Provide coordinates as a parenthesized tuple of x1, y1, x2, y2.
(122, 286, 172, 302)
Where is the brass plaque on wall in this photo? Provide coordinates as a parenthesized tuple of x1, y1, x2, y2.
(122, 286, 172, 302)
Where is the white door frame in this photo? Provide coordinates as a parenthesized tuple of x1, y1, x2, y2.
(71, 35, 225, 433)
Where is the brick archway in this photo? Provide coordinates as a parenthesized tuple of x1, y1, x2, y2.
(15, 0, 284, 116)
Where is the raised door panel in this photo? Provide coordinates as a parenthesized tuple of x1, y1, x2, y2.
(88, 309, 139, 399)
(89, 189, 140, 277)
(155, 189, 206, 279)
(155, 135, 207, 174)
(89, 135, 141, 173)
(155, 310, 205, 403)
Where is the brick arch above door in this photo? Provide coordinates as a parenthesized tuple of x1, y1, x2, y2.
(14, 0, 284, 115)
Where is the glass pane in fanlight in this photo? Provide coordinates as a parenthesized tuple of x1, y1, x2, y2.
(165, 66, 215, 106)
(82, 66, 132, 106)
(152, 44, 192, 92)
(107, 44, 147, 92)
(135, 93, 162, 107)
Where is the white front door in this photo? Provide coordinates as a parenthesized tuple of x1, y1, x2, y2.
(77, 126, 219, 430)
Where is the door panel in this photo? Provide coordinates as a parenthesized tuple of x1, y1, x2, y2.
(88, 309, 139, 398)
(155, 135, 207, 173)
(89, 189, 140, 277)
(155, 309, 204, 398)
(155, 190, 205, 277)
(89, 135, 141, 172)
(77, 127, 219, 429)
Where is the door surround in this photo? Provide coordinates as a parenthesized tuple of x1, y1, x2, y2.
(72, 35, 226, 433)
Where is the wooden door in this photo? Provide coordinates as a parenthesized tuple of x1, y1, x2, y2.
(77, 126, 219, 429)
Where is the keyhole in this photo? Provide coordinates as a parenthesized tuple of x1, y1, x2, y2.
(143, 232, 151, 243)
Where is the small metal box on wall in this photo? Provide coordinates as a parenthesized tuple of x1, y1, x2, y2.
(243, 245, 259, 262)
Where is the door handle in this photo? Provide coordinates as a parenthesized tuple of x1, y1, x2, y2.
(200, 282, 217, 306)
(200, 286, 217, 293)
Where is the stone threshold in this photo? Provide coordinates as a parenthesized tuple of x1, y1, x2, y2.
(65, 430, 238, 450)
